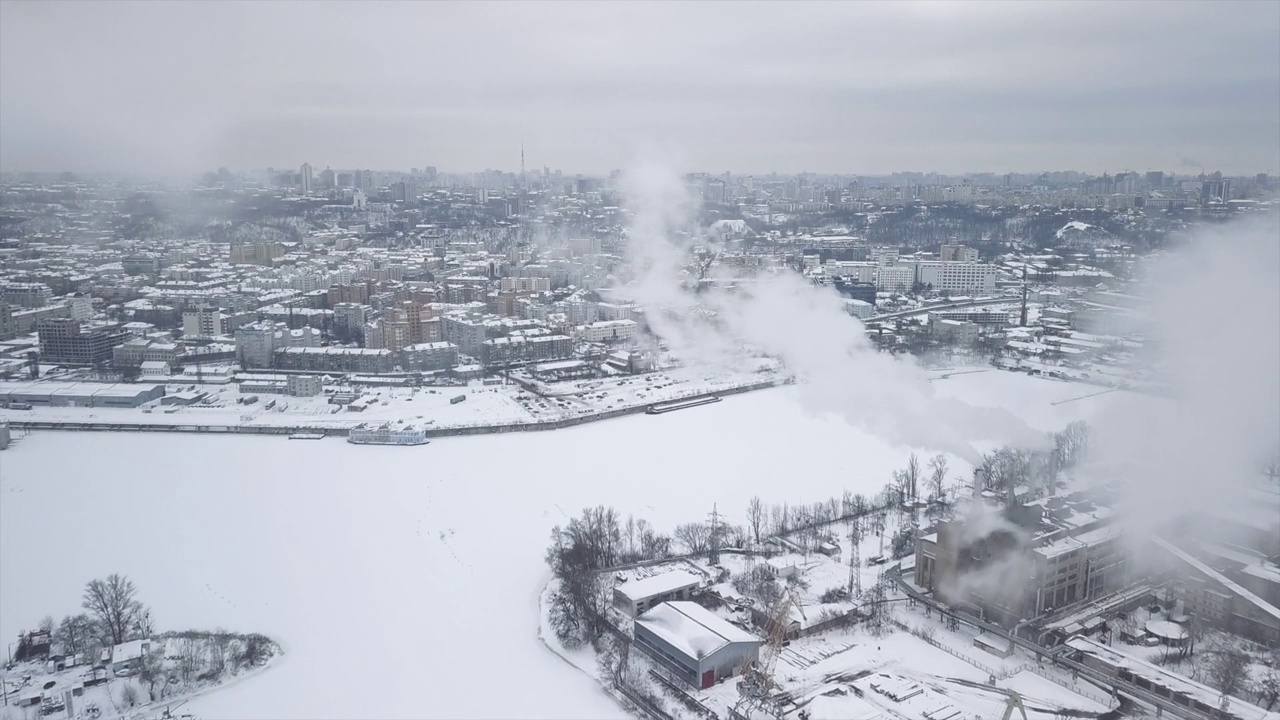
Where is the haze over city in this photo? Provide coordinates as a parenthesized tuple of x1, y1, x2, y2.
(2, 1, 1279, 175)
(0, 2, 1278, 720)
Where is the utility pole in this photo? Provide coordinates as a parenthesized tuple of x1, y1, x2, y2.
(848, 516, 862, 598)
(708, 504, 721, 566)
(1020, 263, 1029, 327)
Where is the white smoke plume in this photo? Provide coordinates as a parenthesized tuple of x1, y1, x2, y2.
(617, 158, 1046, 463)
(942, 500, 1036, 610)
(1090, 211, 1280, 543)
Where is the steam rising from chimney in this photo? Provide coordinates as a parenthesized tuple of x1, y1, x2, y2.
(619, 158, 1046, 463)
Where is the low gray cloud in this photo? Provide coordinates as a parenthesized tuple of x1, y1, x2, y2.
(1, 0, 1277, 175)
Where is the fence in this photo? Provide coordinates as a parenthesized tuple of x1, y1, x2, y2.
(1024, 663, 1114, 708)
(617, 683, 677, 720)
(648, 670, 719, 720)
(891, 618, 999, 677)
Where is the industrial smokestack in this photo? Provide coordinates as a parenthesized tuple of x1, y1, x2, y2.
(973, 467, 985, 498)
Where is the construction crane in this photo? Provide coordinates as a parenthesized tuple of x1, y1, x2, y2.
(734, 592, 795, 719)
(998, 688, 1029, 720)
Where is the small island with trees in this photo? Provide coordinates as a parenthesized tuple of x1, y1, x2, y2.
(3, 573, 280, 719)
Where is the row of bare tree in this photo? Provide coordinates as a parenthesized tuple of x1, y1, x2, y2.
(977, 420, 1091, 498)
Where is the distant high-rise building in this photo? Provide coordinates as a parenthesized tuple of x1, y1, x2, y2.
(1201, 179, 1231, 204)
(319, 167, 336, 189)
(1145, 171, 1164, 189)
(392, 180, 418, 203)
(300, 163, 314, 194)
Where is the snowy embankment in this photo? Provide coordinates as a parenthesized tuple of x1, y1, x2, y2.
(0, 375, 1163, 718)
(0, 366, 782, 438)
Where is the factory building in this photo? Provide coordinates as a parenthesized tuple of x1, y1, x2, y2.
(0, 383, 164, 408)
(633, 601, 762, 690)
(614, 569, 702, 617)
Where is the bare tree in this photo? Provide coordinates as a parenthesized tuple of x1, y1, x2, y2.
(120, 683, 141, 708)
(55, 613, 98, 654)
(82, 574, 146, 646)
(770, 503, 789, 536)
(177, 638, 202, 685)
(1209, 643, 1250, 698)
(906, 453, 920, 503)
(209, 630, 230, 678)
(132, 608, 155, 639)
(892, 469, 909, 504)
(675, 522, 711, 554)
(136, 648, 165, 701)
(623, 515, 636, 560)
(1257, 667, 1279, 711)
(1055, 420, 1091, 468)
(927, 454, 948, 500)
(746, 495, 766, 545)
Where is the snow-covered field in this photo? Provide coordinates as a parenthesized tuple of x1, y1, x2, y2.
(0, 371, 1157, 718)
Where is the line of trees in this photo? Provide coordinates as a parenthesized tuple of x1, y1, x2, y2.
(977, 420, 1091, 498)
(544, 421, 1093, 651)
(545, 507, 628, 649)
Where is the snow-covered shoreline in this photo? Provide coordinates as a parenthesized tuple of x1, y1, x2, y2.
(0, 374, 1154, 718)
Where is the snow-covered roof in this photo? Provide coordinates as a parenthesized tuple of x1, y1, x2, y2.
(616, 569, 701, 603)
(635, 601, 759, 660)
(110, 638, 149, 663)
(1065, 635, 1272, 719)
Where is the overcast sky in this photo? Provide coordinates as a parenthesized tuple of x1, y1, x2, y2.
(2, 1, 1277, 177)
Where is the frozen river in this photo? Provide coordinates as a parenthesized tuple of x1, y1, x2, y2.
(0, 372, 1143, 718)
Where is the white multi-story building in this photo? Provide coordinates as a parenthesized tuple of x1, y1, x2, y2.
(871, 247, 900, 267)
(402, 341, 459, 372)
(568, 237, 602, 256)
(875, 265, 915, 293)
(442, 315, 489, 357)
(333, 303, 370, 339)
(348, 423, 428, 445)
(235, 322, 277, 368)
(67, 294, 94, 322)
(844, 299, 875, 319)
(500, 276, 551, 293)
(286, 374, 323, 397)
(824, 261, 877, 283)
(597, 303, 639, 322)
(562, 299, 600, 325)
(575, 319, 638, 343)
(235, 322, 319, 368)
(183, 307, 224, 338)
(914, 261, 998, 295)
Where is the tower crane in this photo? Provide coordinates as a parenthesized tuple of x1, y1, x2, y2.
(734, 592, 795, 719)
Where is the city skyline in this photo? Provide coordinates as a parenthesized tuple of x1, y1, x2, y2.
(2, 1, 1278, 176)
